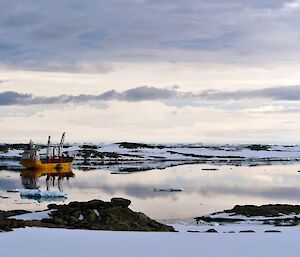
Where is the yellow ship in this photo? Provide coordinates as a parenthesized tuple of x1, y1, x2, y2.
(20, 132, 74, 171)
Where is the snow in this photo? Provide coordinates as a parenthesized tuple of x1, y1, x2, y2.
(93, 209, 100, 216)
(209, 211, 300, 221)
(0, 149, 22, 158)
(173, 222, 269, 233)
(95, 143, 300, 160)
(3, 143, 300, 165)
(0, 226, 299, 257)
(11, 210, 52, 221)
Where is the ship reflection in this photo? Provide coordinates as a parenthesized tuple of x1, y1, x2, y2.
(21, 168, 75, 192)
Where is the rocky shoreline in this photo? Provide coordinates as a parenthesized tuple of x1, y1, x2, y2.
(195, 204, 300, 227)
(0, 198, 175, 232)
(3, 202, 300, 233)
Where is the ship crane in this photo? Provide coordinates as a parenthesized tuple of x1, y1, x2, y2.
(59, 132, 65, 159)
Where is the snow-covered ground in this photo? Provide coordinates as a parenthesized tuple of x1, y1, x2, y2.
(0, 226, 299, 257)
(86, 143, 300, 160)
(2, 143, 300, 161)
(2, 142, 300, 172)
(5, 207, 300, 257)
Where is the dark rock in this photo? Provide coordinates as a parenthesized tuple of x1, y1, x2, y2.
(111, 198, 131, 208)
(205, 229, 218, 233)
(239, 230, 255, 233)
(246, 144, 270, 151)
(224, 204, 300, 217)
(85, 199, 105, 209)
(118, 142, 163, 149)
(0, 218, 26, 232)
(0, 210, 31, 218)
(195, 216, 245, 223)
(264, 230, 281, 233)
(83, 209, 97, 223)
(71, 211, 81, 219)
(81, 144, 98, 149)
(187, 230, 200, 233)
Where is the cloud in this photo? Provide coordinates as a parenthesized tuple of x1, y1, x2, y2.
(0, 0, 298, 72)
(0, 86, 178, 105)
(0, 91, 32, 105)
(199, 85, 300, 101)
(1, 85, 300, 106)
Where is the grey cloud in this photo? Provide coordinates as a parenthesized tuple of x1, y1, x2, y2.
(0, 91, 32, 105)
(0, 0, 298, 72)
(201, 86, 300, 101)
(1, 85, 300, 106)
(0, 86, 179, 105)
(120, 86, 178, 101)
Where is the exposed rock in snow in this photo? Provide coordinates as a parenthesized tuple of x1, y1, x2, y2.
(195, 204, 300, 227)
(0, 198, 175, 232)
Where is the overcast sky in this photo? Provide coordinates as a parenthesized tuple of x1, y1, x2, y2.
(1, 0, 300, 143)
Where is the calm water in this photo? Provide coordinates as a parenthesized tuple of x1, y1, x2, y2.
(1, 163, 300, 220)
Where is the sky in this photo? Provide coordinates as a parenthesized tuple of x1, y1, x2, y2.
(1, 0, 300, 143)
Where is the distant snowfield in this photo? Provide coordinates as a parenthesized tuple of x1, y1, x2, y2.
(75, 143, 300, 159)
(0, 226, 299, 257)
(2, 142, 300, 172)
(3, 143, 300, 161)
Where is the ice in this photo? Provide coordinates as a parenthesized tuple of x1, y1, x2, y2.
(15, 189, 67, 198)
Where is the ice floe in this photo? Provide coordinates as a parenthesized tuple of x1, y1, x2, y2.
(13, 189, 67, 198)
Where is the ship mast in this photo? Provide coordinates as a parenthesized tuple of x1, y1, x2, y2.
(58, 132, 65, 160)
(46, 135, 51, 161)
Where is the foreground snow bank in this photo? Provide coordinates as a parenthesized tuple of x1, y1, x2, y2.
(0, 227, 299, 257)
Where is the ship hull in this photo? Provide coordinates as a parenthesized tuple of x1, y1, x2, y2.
(21, 168, 74, 178)
(20, 159, 73, 171)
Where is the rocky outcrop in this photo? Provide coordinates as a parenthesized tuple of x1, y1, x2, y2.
(0, 198, 175, 232)
(205, 229, 218, 233)
(195, 216, 245, 223)
(224, 204, 300, 217)
(195, 204, 300, 227)
(42, 198, 174, 232)
(118, 142, 164, 149)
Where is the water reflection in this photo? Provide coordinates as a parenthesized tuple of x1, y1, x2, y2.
(1, 164, 300, 219)
(21, 168, 75, 192)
